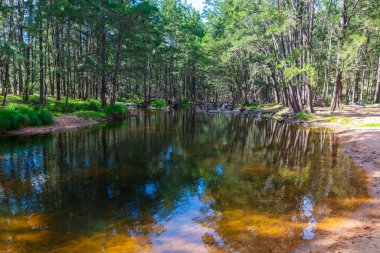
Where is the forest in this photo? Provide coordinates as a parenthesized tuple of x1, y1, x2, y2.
(1, 1, 380, 252)
(0, 0, 379, 114)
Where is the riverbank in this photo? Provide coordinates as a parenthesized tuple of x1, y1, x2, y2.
(3, 114, 137, 136)
(294, 106, 380, 252)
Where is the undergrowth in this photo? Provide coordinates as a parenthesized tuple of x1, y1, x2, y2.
(0, 105, 53, 132)
(328, 116, 352, 124)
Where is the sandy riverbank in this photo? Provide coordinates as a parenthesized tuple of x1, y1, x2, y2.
(295, 106, 380, 253)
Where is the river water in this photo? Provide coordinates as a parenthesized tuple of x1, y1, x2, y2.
(0, 110, 368, 252)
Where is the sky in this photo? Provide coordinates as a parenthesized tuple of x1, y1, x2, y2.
(186, 0, 204, 12)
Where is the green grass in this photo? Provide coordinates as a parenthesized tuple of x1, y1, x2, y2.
(178, 99, 193, 106)
(360, 123, 380, 128)
(294, 112, 316, 121)
(73, 111, 106, 121)
(0, 105, 53, 132)
(117, 98, 144, 104)
(47, 99, 101, 113)
(103, 104, 127, 117)
(0, 95, 130, 132)
(242, 102, 259, 108)
(151, 99, 167, 107)
(328, 116, 352, 124)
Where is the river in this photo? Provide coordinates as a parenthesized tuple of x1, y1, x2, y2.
(0, 110, 368, 252)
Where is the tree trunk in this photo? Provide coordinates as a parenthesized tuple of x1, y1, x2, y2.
(100, 19, 107, 109)
(39, 24, 44, 107)
(374, 54, 380, 103)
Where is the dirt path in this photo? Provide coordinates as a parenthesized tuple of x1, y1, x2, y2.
(295, 106, 380, 252)
(4, 115, 107, 136)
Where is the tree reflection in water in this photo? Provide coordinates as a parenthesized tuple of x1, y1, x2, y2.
(0, 110, 368, 252)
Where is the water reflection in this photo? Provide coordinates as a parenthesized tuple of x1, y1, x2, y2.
(0, 110, 368, 252)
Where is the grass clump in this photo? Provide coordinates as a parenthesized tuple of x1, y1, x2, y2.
(178, 99, 193, 106)
(73, 111, 106, 121)
(117, 98, 144, 104)
(50, 99, 102, 113)
(360, 123, 380, 128)
(242, 102, 259, 108)
(104, 104, 127, 117)
(0, 105, 53, 132)
(151, 99, 167, 107)
(294, 112, 315, 121)
(328, 116, 352, 124)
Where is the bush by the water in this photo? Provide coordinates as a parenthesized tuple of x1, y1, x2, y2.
(0, 105, 53, 132)
(151, 99, 167, 107)
(73, 111, 106, 121)
(117, 98, 144, 104)
(178, 99, 193, 106)
(104, 104, 126, 117)
(51, 99, 102, 113)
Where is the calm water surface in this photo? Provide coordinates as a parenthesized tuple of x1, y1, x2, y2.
(0, 110, 368, 252)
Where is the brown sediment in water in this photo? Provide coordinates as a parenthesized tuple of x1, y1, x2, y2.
(294, 106, 380, 252)
(0, 109, 374, 252)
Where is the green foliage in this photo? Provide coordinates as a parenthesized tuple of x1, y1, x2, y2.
(37, 109, 54, 125)
(178, 99, 193, 106)
(117, 98, 144, 104)
(242, 102, 259, 108)
(294, 112, 315, 121)
(103, 104, 127, 118)
(73, 111, 106, 121)
(80, 99, 102, 112)
(151, 99, 167, 107)
(48, 99, 101, 113)
(0, 106, 53, 132)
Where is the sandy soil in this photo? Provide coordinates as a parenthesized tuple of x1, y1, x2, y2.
(4, 115, 106, 136)
(295, 106, 380, 253)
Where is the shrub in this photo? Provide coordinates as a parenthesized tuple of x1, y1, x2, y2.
(151, 99, 167, 107)
(178, 99, 193, 106)
(49, 99, 101, 113)
(0, 106, 53, 132)
(103, 104, 126, 118)
(73, 111, 106, 121)
(37, 109, 54, 125)
(0, 110, 21, 131)
(117, 98, 144, 104)
(80, 99, 101, 112)
(117, 98, 129, 103)
(60, 103, 76, 113)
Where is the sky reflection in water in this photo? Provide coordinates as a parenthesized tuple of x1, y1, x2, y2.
(0, 110, 368, 252)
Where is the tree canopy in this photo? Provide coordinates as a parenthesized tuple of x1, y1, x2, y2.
(1, 0, 379, 112)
